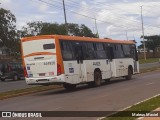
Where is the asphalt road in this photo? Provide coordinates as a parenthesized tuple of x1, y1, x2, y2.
(0, 79, 34, 93)
(0, 70, 160, 120)
(0, 62, 160, 93)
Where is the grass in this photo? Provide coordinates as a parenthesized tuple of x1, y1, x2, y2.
(140, 66, 160, 73)
(139, 58, 159, 64)
(0, 85, 62, 100)
(103, 95, 160, 120)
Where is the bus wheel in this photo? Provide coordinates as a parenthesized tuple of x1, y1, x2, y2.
(63, 83, 76, 90)
(126, 67, 132, 80)
(0, 78, 5, 82)
(13, 75, 19, 81)
(94, 71, 102, 86)
(105, 79, 110, 83)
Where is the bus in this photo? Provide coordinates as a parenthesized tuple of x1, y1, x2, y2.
(21, 35, 139, 89)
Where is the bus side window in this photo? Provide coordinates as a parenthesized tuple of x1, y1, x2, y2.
(60, 41, 74, 61)
(84, 42, 96, 60)
(131, 45, 138, 61)
(107, 47, 114, 60)
(95, 43, 107, 59)
(122, 44, 132, 58)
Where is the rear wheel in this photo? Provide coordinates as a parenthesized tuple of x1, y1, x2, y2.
(13, 75, 19, 81)
(94, 71, 102, 86)
(63, 83, 76, 90)
(126, 67, 132, 80)
(104, 78, 110, 83)
(0, 78, 5, 82)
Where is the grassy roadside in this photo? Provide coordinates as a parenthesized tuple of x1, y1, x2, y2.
(139, 58, 159, 64)
(0, 85, 62, 100)
(103, 95, 160, 120)
(140, 66, 160, 73)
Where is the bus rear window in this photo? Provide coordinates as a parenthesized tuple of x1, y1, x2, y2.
(43, 43, 55, 50)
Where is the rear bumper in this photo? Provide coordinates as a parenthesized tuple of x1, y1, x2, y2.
(25, 74, 65, 85)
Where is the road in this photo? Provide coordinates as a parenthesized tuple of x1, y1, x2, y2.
(0, 79, 34, 93)
(0, 62, 160, 93)
(0, 70, 160, 120)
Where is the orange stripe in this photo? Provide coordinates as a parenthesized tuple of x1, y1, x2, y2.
(24, 52, 56, 58)
(55, 36, 64, 74)
(21, 35, 135, 44)
(21, 35, 54, 42)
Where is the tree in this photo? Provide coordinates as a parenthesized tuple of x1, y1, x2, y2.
(0, 8, 17, 54)
(139, 35, 160, 57)
(40, 23, 67, 35)
(21, 21, 97, 38)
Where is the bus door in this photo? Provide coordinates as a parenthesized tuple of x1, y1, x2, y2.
(74, 44, 86, 83)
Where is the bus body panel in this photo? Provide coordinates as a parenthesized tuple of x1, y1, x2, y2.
(111, 58, 134, 77)
(63, 59, 112, 84)
(22, 38, 65, 85)
(21, 35, 139, 86)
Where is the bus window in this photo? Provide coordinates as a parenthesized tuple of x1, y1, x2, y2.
(122, 44, 132, 58)
(43, 43, 55, 50)
(96, 43, 107, 59)
(60, 41, 74, 60)
(84, 42, 96, 60)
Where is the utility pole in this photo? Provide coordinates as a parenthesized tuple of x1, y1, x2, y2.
(62, 0, 68, 35)
(94, 18, 99, 38)
(141, 6, 146, 60)
(126, 31, 128, 40)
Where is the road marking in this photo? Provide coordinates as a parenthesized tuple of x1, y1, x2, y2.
(146, 82, 154, 86)
(47, 107, 63, 111)
(99, 95, 109, 98)
(97, 94, 160, 120)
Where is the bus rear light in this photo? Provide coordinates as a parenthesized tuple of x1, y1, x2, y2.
(57, 64, 61, 76)
(24, 67, 28, 78)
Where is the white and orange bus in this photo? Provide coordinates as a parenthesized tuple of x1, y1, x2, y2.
(21, 35, 139, 89)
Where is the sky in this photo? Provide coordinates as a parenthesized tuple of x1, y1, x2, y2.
(1, 0, 160, 45)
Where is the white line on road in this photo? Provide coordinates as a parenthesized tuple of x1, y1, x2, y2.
(145, 82, 154, 86)
(47, 107, 63, 111)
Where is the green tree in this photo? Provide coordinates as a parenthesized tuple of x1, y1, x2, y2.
(139, 35, 160, 57)
(40, 23, 67, 35)
(21, 21, 97, 38)
(0, 7, 18, 55)
(79, 24, 96, 37)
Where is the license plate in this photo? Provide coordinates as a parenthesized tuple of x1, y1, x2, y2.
(39, 73, 45, 76)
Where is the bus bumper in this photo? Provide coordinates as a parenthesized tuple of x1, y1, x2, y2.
(25, 74, 65, 85)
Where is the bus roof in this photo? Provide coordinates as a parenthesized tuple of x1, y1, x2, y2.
(21, 35, 135, 44)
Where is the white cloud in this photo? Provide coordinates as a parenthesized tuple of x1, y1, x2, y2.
(0, 0, 11, 4)
(1, 0, 160, 44)
(38, 3, 48, 12)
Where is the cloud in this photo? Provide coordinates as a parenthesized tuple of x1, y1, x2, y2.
(38, 3, 48, 12)
(1, 0, 160, 44)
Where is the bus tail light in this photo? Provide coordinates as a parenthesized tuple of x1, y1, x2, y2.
(57, 64, 61, 76)
(24, 67, 28, 78)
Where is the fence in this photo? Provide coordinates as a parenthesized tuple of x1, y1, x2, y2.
(138, 52, 160, 59)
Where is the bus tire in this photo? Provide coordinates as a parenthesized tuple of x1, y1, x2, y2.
(13, 75, 19, 81)
(126, 67, 133, 80)
(104, 79, 110, 83)
(63, 83, 76, 90)
(0, 78, 5, 82)
(94, 71, 102, 86)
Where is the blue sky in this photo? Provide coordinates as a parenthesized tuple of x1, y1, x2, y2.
(1, 0, 160, 45)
